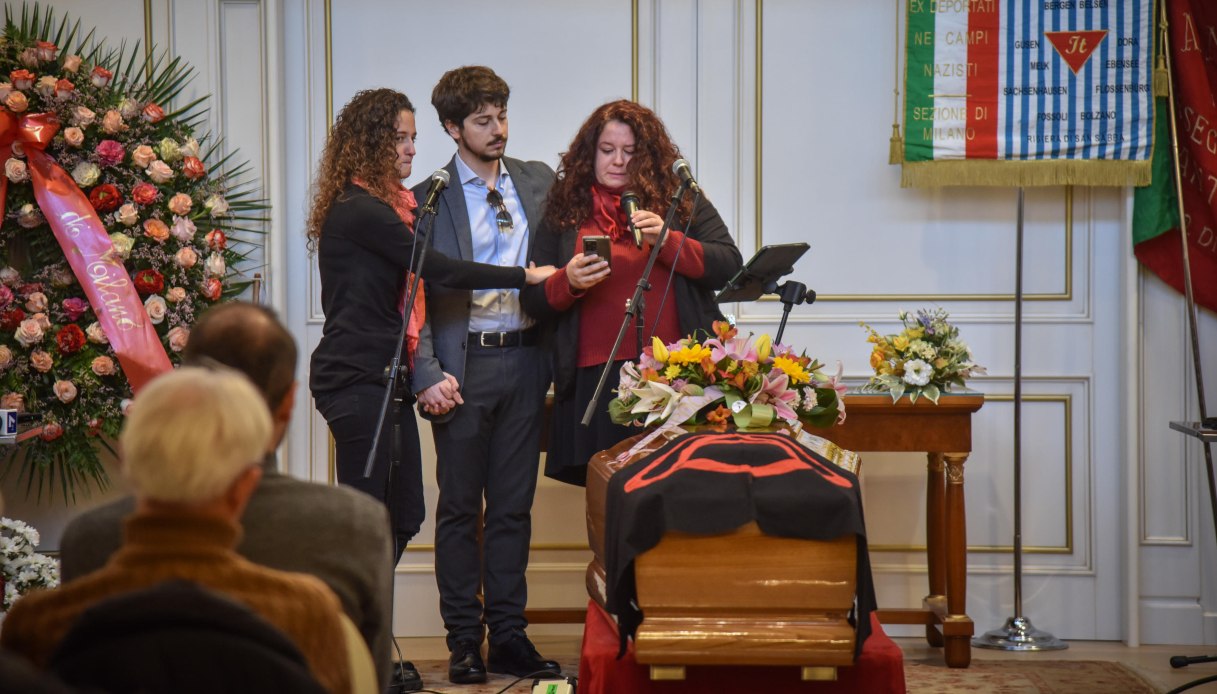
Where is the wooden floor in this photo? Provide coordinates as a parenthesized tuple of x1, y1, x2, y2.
(397, 632, 1217, 693)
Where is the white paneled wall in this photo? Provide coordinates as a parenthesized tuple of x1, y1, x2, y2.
(4, 0, 1214, 646)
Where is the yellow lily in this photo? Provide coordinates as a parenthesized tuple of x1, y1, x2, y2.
(755, 333, 772, 362)
(651, 336, 669, 363)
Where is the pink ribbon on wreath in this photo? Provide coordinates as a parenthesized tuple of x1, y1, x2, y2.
(0, 110, 171, 392)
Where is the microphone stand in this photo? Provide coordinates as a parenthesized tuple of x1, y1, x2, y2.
(768, 280, 817, 346)
(581, 182, 692, 427)
(363, 201, 438, 563)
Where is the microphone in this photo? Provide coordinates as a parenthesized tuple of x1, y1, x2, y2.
(1170, 655, 1217, 668)
(621, 191, 643, 248)
(672, 158, 701, 194)
(419, 169, 450, 214)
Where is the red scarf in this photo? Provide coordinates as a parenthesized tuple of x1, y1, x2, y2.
(590, 184, 629, 243)
(353, 179, 426, 367)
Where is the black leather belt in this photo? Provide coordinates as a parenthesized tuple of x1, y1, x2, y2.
(468, 328, 538, 349)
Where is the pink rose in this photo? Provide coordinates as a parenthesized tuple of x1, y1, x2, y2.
(30, 350, 54, 373)
(0, 82, 10, 101)
(50, 266, 76, 287)
(62, 297, 90, 321)
(116, 203, 140, 226)
(146, 160, 174, 184)
(62, 54, 82, 73)
(5, 158, 28, 183)
(167, 193, 193, 216)
(72, 105, 95, 126)
(131, 145, 157, 169)
(167, 325, 190, 352)
(144, 295, 167, 324)
(5, 91, 28, 113)
(170, 216, 196, 242)
(32, 312, 50, 330)
(86, 322, 108, 344)
(143, 218, 170, 243)
(53, 380, 78, 404)
(91, 356, 116, 376)
(0, 344, 12, 371)
(101, 109, 126, 134)
(166, 287, 187, 303)
(17, 48, 38, 68)
(1, 392, 24, 411)
(24, 291, 47, 313)
(0, 285, 11, 307)
(132, 183, 158, 206)
(15, 317, 44, 347)
(63, 126, 84, 147)
(94, 139, 125, 167)
(174, 247, 198, 269)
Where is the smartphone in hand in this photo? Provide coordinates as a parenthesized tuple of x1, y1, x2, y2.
(582, 235, 612, 269)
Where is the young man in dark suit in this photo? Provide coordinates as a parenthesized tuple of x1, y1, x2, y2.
(410, 66, 559, 685)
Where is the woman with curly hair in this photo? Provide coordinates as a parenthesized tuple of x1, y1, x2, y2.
(308, 88, 553, 562)
(521, 100, 742, 485)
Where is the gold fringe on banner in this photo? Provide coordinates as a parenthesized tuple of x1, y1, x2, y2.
(889, 124, 903, 165)
(1154, 51, 1169, 97)
(900, 159, 1152, 188)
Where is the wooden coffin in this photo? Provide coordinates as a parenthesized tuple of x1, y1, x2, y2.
(586, 431, 859, 667)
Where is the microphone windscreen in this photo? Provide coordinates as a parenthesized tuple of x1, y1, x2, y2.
(431, 169, 450, 185)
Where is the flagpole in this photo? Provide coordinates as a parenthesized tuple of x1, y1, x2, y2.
(972, 188, 1067, 652)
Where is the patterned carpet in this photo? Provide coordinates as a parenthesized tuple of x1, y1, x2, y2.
(400, 658, 1162, 693)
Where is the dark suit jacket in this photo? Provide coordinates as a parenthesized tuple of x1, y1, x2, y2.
(409, 155, 556, 415)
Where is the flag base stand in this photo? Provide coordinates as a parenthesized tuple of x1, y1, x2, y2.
(973, 616, 1068, 652)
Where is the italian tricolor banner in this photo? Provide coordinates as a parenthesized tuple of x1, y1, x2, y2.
(902, 0, 1154, 188)
(1132, 0, 1217, 312)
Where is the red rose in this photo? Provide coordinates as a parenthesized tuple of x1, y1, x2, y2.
(56, 324, 86, 354)
(39, 422, 64, 442)
(142, 102, 165, 123)
(205, 229, 227, 251)
(9, 69, 34, 89)
(182, 156, 206, 180)
(202, 277, 222, 301)
(0, 308, 25, 331)
(86, 418, 103, 437)
(133, 269, 165, 296)
(131, 182, 159, 205)
(88, 184, 122, 213)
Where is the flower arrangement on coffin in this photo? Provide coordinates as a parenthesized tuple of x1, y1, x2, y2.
(859, 308, 986, 404)
(1, 516, 59, 611)
(0, 5, 265, 500)
(609, 320, 846, 431)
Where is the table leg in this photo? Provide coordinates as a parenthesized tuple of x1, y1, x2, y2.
(943, 452, 973, 668)
(924, 452, 946, 647)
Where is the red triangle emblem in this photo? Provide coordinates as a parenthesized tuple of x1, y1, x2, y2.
(1044, 30, 1109, 74)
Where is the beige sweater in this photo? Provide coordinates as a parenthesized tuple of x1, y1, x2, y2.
(1, 509, 352, 693)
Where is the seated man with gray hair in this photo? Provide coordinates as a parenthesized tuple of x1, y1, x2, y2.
(0, 367, 355, 694)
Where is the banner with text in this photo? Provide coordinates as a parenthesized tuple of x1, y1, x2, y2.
(902, 0, 1154, 188)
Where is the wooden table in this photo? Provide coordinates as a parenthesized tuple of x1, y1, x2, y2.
(804, 392, 984, 668)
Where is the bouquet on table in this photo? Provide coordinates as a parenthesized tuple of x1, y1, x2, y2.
(1, 516, 58, 611)
(859, 308, 986, 404)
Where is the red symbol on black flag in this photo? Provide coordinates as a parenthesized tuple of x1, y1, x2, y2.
(1044, 30, 1109, 74)
(623, 432, 855, 493)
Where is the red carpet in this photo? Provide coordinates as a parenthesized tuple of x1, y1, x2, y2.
(577, 600, 905, 693)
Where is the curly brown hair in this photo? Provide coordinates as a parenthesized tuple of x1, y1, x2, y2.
(543, 100, 694, 233)
(306, 88, 414, 253)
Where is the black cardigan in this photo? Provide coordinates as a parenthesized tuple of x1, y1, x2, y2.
(310, 185, 525, 394)
(521, 196, 742, 399)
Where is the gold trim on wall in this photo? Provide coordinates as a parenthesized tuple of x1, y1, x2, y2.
(754, 1, 1073, 303)
(869, 393, 1074, 554)
(631, 0, 639, 102)
(143, 0, 153, 68)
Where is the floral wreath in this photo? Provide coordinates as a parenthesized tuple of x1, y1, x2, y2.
(0, 5, 264, 500)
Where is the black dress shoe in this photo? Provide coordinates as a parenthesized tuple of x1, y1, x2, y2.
(448, 640, 488, 684)
(388, 660, 423, 693)
(486, 634, 561, 678)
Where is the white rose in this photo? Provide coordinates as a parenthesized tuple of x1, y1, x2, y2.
(14, 317, 44, 347)
(170, 215, 196, 242)
(72, 105, 95, 126)
(167, 326, 189, 353)
(143, 295, 167, 325)
(86, 322, 109, 344)
(108, 233, 135, 259)
(118, 97, 141, 120)
(0, 267, 19, 285)
(71, 161, 100, 187)
(180, 137, 201, 159)
(204, 252, 226, 278)
(24, 291, 47, 312)
(35, 75, 57, 98)
(16, 204, 44, 229)
(204, 194, 229, 217)
(53, 380, 78, 404)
